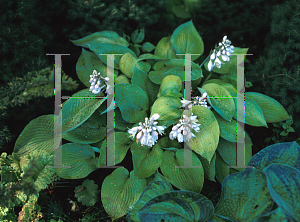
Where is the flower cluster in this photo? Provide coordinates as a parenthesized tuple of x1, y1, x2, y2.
(180, 92, 211, 109)
(207, 36, 234, 71)
(89, 70, 113, 95)
(127, 114, 166, 147)
(169, 113, 201, 143)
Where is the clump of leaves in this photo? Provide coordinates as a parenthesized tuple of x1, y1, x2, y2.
(74, 179, 99, 207)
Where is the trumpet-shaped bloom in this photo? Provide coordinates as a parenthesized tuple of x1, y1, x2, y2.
(180, 92, 211, 109)
(169, 113, 201, 143)
(127, 113, 166, 147)
(207, 36, 234, 71)
(89, 70, 112, 95)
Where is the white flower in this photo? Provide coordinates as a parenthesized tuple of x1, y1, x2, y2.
(169, 113, 201, 143)
(127, 113, 166, 147)
(207, 36, 234, 71)
(89, 70, 112, 95)
(180, 92, 211, 109)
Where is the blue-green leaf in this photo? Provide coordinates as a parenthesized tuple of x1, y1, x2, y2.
(264, 163, 300, 221)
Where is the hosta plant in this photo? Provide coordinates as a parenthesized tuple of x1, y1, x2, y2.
(10, 20, 291, 221)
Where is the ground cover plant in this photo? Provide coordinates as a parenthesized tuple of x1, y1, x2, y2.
(0, 20, 298, 222)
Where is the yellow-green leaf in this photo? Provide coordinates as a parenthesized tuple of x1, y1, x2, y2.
(101, 168, 146, 221)
(160, 149, 204, 193)
(245, 92, 291, 123)
(200, 83, 235, 121)
(186, 105, 219, 163)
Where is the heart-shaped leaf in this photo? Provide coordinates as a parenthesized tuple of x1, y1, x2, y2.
(215, 168, 274, 221)
(131, 142, 164, 178)
(160, 149, 204, 193)
(138, 190, 214, 222)
(263, 163, 300, 221)
(185, 105, 220, 163)
(170, 21, 204, 61)
(245, 92, 291, 123)
(247, 141, 300, 171)
(115, 83, 149, 123)
(101, 168, 146, 221)
(54, 143, 98, 179)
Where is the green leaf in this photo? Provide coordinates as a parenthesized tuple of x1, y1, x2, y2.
(157, 137, 182, 150)
(115, 83, 149, 123)
(131, 69, 160, 106)
(131, 142, 164, 178)
(131, 28, 145, 44)
(138, 190, 214, 222)
(142, 42, 155, 52)
(62, 111, 106, 144)
(74, 179, 99, 207)
(76, 48, 115, 88)
(215, 151, 230, 185)
(138, 53, 169, 61)
(98, 132, 132, 167)
(127, 180, 173, 222)
(263, 163, 300, 221)
(115, 74, 130, 84)
(204, 47, 249, 74)
(56, 89, 106, 134)
(119, 52, 138, 78)
(150, 96, 182, 121)
(149, 63, 203, 85)
(185, 105, 220, 163)
(247, 141, 300, 171)
(114, 107, 135, 131)
(160, 149, 204, 193)
(245, 92, 291, 123)
(101, 168, 147, 221)
(200, 83, 235, 121)
(216, 135, 252, 172)
(70, 31, 129, 48)
(54, 143, 98, 179)
(170, 20, 204, 61)
(157, 75, 183, 98)
(89, 43, 136, 70)
(215, 168, 274, 221)
(212, 110, 244, 143)
(253, 207, 296, 222)
(244, 95, 268, 127)
(196, 152, 216, 182)
(154, 37, 177, 59)
(14, 115, 60, 157)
